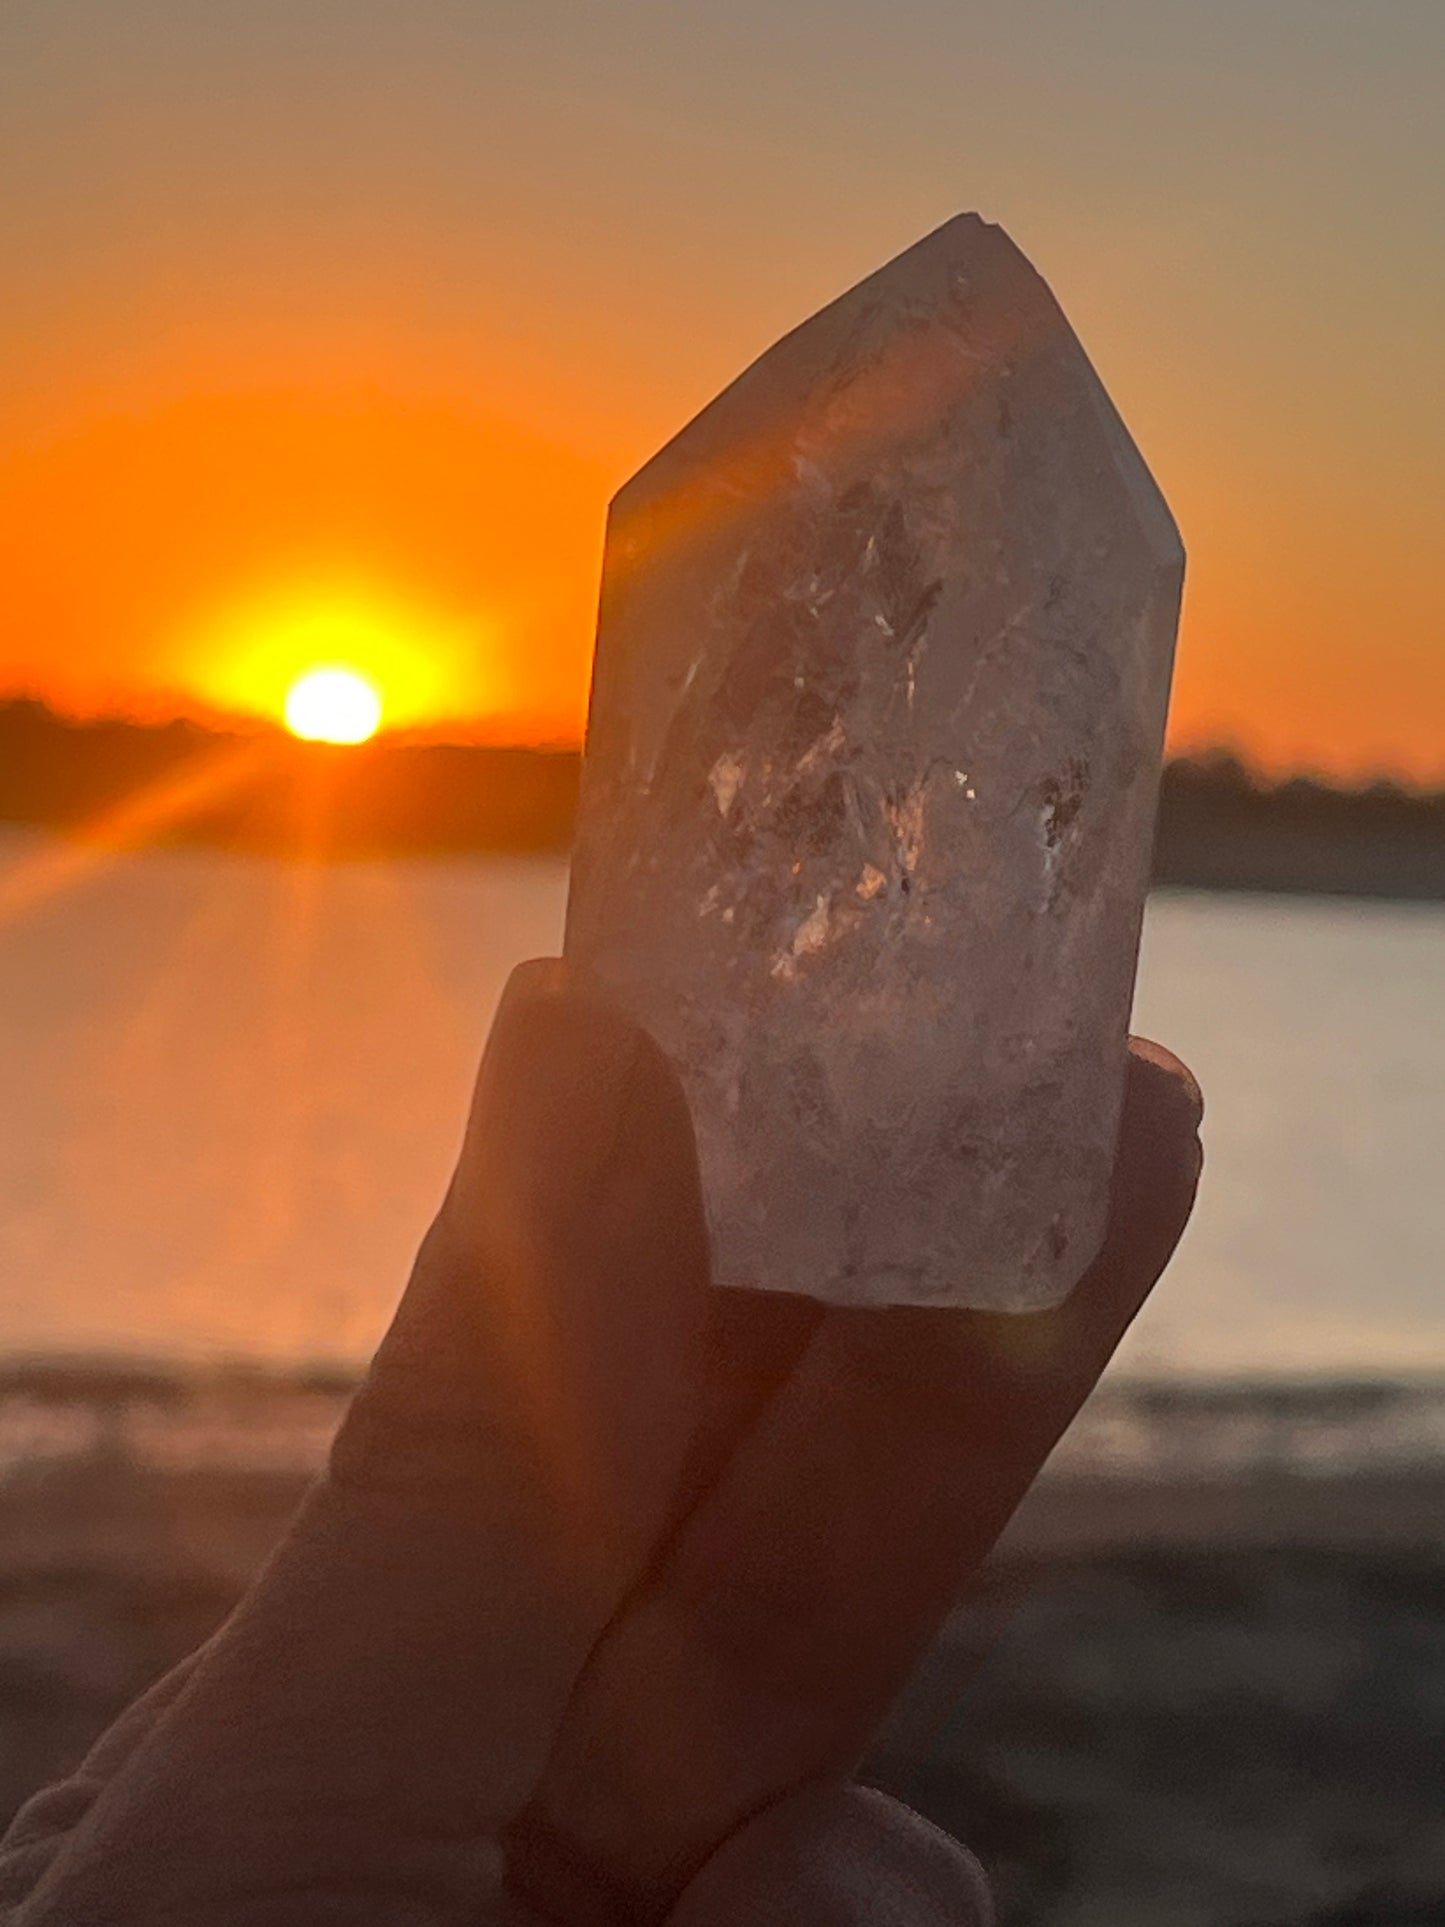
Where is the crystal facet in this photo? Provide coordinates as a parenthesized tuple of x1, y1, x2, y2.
(565, 215, 1184, 1310)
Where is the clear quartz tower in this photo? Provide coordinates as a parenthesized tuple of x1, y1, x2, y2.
(565, 215, 1184, 1310)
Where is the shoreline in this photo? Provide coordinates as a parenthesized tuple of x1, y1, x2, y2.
(1004, 1465, 1445, 1557)
(3, 1360, 1444, 1489)
(1, 1456, 1439, 1583)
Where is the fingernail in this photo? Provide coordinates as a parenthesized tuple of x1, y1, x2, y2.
(1127, 1036, 1204, 1132)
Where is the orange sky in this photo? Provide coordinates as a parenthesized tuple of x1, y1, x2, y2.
(2, 1, 1442, 777)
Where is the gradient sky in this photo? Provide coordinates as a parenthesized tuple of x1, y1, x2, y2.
(1, 0, 1441, 773)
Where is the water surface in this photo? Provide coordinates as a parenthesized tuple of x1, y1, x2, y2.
(2, 828, 1442, 1390)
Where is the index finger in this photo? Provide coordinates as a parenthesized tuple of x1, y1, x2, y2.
(509, 1038, 1203, 1920)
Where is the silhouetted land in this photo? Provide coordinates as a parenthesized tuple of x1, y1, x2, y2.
(2, 699, 1443, 897)
(1154, 752, 1445, 901)
(0, 699, 579, 857)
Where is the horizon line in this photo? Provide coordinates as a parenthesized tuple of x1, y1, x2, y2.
(2, 692, 1441, 801)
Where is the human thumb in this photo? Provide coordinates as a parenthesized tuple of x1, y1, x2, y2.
(4, 961, 710, 1924)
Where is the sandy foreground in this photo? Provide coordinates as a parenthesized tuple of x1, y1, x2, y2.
(0, 1457, 1439, 1926)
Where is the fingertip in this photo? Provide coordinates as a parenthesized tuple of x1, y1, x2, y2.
(498, 955, 571, 1007)
(470, 953, 708, 1341)
(1126, 1035, 1204, 1132)
(460, 969, 645, 1229)
(488, 960, 683, 1130)
(1117, 1039, 1206, 1211)
(1069, 1035, 1204, 1344)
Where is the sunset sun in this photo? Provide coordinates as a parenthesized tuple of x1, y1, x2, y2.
(283, 666, 384, 744)
(189, 583, 506, 740)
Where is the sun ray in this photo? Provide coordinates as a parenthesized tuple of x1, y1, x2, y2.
(0, 738, 271, 930)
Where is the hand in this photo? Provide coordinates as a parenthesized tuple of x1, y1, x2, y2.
(0, 960, 1201, 1925)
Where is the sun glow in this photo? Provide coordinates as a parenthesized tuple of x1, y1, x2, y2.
(187, 582, 507, 738)
(283, 666, 384, 744)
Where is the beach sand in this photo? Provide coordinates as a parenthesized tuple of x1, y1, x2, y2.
(872, 1473, 1445, 1925)
(0, 1456, 1439, 1925)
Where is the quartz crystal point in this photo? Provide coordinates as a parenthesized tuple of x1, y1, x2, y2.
(565, 214, 1184, 1310)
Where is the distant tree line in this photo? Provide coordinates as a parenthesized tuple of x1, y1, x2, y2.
(0, 698, 579, 856)
(1152, 748, 1445, 899)
(1, 698, 1442, 896)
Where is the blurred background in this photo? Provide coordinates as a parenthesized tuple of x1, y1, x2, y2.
(0, 4, 1442, 1922)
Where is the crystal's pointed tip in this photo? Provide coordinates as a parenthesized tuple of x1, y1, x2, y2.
(920, 213, 1181, 570)
(898, 211, 1054, 310)
(930, 208, 1026, 248)
(912, 208, 1013, 259)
